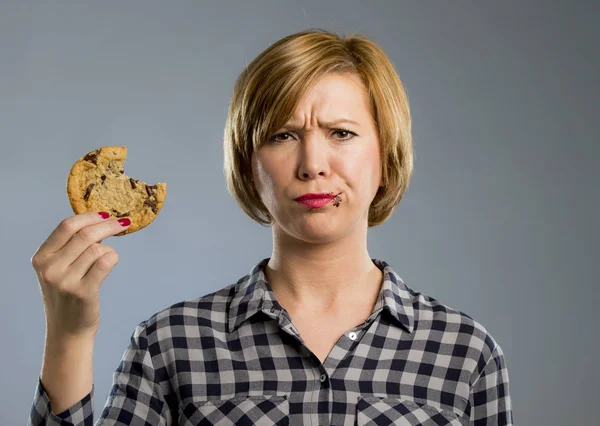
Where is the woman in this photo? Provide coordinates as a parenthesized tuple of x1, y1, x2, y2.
(29, 29, 513, 425)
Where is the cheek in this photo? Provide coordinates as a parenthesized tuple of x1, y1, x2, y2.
(336, 150, 381, 192)
(254, 158, 284, 195)
(253, 154, 270, 182)
(261, 152, 292, 179)
(337, 154, 372, 182)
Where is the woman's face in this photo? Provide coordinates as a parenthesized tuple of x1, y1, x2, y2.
(251, 72, 382, 243)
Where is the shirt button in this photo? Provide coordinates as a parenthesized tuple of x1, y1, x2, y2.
(348, 332, 357, 341)
(319, 373, 328, 383)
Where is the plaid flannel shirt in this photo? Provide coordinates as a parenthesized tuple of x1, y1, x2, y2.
(29, 258, 513, 425)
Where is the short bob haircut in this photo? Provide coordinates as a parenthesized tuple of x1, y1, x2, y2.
(223, 28, 413, 227)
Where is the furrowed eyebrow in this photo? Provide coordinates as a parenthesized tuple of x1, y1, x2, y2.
(283, 118, 360, 129)
(320, 119, 360, 127)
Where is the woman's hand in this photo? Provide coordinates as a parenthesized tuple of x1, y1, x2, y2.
(31, 211, 131, 339)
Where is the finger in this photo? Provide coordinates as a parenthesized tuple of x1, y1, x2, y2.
(81, 250, 119, 293)
(68, 243, 115, 282)
(36, 211, 111, 257)
(58, 217, 130, 267)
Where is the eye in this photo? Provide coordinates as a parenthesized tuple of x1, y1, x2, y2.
(267, 129, 358, 143)
(332, 129, 358, 141)
(268, 132, 295, 143)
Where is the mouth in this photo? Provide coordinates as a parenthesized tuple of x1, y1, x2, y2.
(295, 192, 341, 209)
(295, 193, 336, 202)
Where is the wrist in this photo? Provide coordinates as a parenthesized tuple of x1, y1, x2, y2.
(45, 328, 96, 349)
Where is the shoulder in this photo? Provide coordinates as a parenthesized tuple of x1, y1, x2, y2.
(134, 283, 239, 341)
(131, 258, 269, 349)
(405, 283, 506, 384)
(411, 286, 498, 348)
(378, 257, 503, 369)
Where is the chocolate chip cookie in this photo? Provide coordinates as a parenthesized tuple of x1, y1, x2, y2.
(66, 146, 166, 235)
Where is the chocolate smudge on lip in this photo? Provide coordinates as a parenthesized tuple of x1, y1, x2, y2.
(306, 192, 342, 211)
(332, 192, 342, 207)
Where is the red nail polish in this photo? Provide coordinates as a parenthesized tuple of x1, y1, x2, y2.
(118, 218, 131, 227)
(98, 212, 110, 219)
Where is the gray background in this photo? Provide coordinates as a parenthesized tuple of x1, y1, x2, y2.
(1, 1, 598, 424)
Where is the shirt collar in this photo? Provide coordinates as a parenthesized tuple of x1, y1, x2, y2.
(227, 258, 414, 334)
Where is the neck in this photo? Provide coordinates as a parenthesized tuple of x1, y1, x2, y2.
(265, 224, 383, 312)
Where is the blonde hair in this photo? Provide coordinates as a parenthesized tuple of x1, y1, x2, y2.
(223, 28, 413, 227)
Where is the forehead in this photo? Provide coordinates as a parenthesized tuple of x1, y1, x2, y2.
(285, 73, 372, 126)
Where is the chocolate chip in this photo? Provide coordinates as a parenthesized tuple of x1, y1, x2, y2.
(144, 199, 158, 214)
(83, 150, 99, 165)
(83, 183, 95, 201)
(120, 170, 124, 174)
(129, 178, 136, 189)
(101, 174, 106, 184)
(145, 184, 157, 197)
(110, 209, 130, 218)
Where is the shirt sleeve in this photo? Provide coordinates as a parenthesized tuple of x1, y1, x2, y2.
(27, 321, 171, 426)
(469, 343, 514, 425)
(28, 377, 95, 425)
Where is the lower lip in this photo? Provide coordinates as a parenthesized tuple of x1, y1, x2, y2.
(296, 198, 333, 208)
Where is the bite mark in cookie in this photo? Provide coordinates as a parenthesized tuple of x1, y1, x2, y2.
(66, 146, 166, 235)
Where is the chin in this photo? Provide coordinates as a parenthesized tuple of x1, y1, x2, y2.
(291, 218, 346, 244)
(273, 210, 359, 243)
(296, 233, 340, 245)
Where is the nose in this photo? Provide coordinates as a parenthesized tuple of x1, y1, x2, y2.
(297, 134, 330, 181)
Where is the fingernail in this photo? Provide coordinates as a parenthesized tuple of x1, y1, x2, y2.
(118, 218, 131, 227)
(98, 212, 110, 219)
